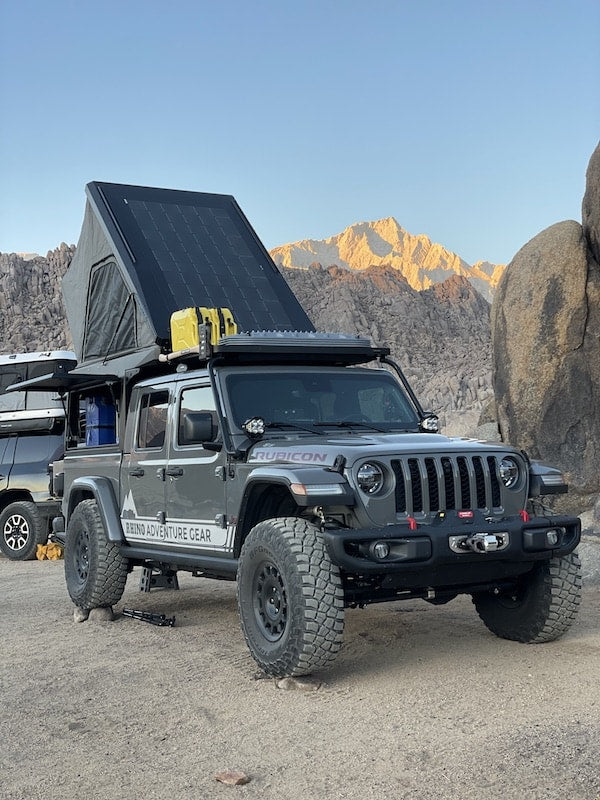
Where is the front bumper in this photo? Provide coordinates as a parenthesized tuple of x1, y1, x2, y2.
(322, 510, 581, 577)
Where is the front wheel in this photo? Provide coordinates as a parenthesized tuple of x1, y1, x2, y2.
(472, 552, 582, 643)
(237, 517, 345, 676)
(0, 501, 47, 561)
(64, 499, 128, 610)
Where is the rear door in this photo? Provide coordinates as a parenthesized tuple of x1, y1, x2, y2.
(120, 386, 170, 546)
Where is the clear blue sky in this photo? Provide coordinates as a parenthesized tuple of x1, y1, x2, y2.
(0, 0, 598, 265)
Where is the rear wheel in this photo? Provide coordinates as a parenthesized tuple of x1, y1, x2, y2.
(237, 517, 345, 676)
(0, 501, 47, 561)
(472, 552, 582, 643)
(64, 499, 128, 609)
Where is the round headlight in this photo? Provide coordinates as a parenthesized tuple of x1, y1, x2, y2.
(499, 456, 520, 489)
(357, 462, 384, 495)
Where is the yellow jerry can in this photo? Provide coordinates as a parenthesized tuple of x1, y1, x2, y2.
(170, 307, 237, 351)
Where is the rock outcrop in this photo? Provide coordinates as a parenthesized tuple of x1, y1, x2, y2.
(272, 217, 504, 301)
(492, 141, 600, 514)
(582, 143, 600, 266)
(0, 245, 73, 351)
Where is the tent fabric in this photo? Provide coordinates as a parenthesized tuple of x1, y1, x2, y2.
(63, 200, 158, 367)
(63, 183, 314, 375)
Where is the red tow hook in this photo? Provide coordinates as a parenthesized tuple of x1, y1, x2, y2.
(407, 516, 418, 531)
(520, 509, 530, 522)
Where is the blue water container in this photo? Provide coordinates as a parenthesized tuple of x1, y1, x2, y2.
(85, 396, 116, 446)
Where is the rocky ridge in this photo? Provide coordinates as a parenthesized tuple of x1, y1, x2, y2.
(0, 232, 494, 428)
(271, 217, 504, 302)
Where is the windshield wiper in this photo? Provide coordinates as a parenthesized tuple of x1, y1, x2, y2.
(266, 420, 321, 434)
(315, 421, 386, 432)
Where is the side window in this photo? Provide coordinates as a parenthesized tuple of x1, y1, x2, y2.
(0, 367, 26, 412)
(178, 385, 217, 446)
(137, 391, 169, 449)
(13, 434, 53, 464)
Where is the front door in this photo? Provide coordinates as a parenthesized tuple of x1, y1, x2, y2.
(164, 383, 231, 556)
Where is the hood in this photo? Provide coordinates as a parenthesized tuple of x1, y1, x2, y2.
(247, 432, 516, 467)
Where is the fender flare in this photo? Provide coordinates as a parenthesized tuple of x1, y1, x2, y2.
(237, 466, 354, 541)
(237, 470, 296, 522)
(67, 477, 124, 542)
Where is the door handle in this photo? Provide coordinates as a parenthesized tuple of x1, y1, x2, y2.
(166, 467, 184, 477)
(129, 468, 145, 477)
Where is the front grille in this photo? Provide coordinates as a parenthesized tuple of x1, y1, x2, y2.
(391, 455, 502, 514)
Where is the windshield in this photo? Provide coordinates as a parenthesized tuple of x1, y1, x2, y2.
(223, 367, 420, 432)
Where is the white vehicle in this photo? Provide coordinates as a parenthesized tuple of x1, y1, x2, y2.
(0, 351, 76, 559)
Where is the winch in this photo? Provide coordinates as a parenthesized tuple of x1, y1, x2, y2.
(449, 532, 510, 554)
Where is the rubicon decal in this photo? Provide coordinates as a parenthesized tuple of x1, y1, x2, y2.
(250, 450, 329, 463)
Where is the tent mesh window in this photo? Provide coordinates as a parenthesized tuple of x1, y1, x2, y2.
(83, 260, 137, 360)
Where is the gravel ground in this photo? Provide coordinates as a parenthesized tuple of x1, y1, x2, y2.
(1, 557, 599, 800)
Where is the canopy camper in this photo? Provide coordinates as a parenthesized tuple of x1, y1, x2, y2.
(63, 181, 314, 378)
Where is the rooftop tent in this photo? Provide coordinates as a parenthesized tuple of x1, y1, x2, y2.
(63, 182, 314, 374)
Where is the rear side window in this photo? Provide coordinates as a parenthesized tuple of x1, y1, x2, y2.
(137, 391, 169, 449)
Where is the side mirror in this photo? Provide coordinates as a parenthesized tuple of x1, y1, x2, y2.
(181, 411, 217, 446)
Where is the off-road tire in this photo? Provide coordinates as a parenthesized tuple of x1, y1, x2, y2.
(65, 499, 128, 610)
(0, 501, 47, 561)
(237, 517, 345, 677)
(472, 551, 582, 643)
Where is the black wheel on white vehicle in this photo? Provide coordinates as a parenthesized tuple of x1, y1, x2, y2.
(237, 517, 345, 677)
(472, 551, 582, 643)
(64, 499, 128, 610)
(0, 501, 47, 561)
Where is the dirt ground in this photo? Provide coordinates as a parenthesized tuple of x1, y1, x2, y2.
(1, 558, 599, 800)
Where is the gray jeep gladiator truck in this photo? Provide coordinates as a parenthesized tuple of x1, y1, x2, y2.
(22, 182, 581, 676)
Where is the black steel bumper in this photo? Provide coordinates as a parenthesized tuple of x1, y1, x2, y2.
(321, 510, 581, 575)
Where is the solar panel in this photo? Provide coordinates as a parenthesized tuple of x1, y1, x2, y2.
(89, 182, 314, 339)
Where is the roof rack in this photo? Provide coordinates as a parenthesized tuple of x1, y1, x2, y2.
(162, 329, 389, 367)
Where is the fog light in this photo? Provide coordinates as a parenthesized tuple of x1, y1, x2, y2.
(546, 528, 562, 546)
(372, 541, 390, 560)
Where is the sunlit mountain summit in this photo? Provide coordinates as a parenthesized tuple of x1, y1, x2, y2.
(270, 217, 504, 302)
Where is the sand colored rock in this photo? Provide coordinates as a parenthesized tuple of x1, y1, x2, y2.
(582, 141, 600, 265)
(492, 141, 600, 510)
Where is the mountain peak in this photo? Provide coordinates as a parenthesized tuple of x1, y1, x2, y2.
(270, 218, 503, 301)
